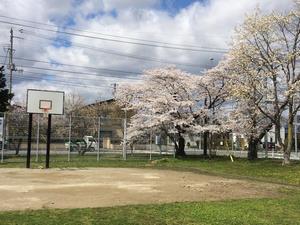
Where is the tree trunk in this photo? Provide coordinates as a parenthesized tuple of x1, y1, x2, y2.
(15, 138, 22, 155)
(203, 131, 208, 156)
(283, 124, 293, 165)
(166, 132, 186, 157)
(247, 137, 258, 160)
(208, 133, 213, 158)
(283, 150, 291, 165)
(283, 103, 293, 165)
(274, 119, 284, 151)
(176, 135, 186, 157)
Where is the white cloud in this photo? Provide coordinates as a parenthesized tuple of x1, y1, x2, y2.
(102, 0, 159, 11)
(0, 0, 296, 104)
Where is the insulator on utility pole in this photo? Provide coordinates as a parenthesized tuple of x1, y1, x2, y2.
(112, 83, 118, 98)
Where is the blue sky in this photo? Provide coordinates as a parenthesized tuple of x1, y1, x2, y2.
(72, 0, 206, 19)
(159, 0, 205, 14)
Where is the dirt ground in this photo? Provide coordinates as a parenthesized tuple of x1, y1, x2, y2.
(0, 168, 281, 211)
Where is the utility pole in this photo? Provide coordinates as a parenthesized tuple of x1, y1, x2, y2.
(5, 28, 22, 154)
(4, 28, 15, 154)
(7, 28, 23, 96)
(8, 28, 14, 95)
(112, 83, 118, 98)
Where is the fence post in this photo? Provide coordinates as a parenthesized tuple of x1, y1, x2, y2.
(149, 128, 152, 160)
(172, 137, 176, 158)
(35, 114, 40, 162)
(158, 135, 162, 155)
(97, 117, 100, 161)
(68, 115, 72, 162)
(1, 113, 6, 163)
(173, 146, 176, 158)
(122, 117, 127, 160)
(264, 131, 268, 159)
(199, 133, 202, 151)
(295, 123, 298, 159)
(6, 113, 9, 152)
(231, 133, 234, 153)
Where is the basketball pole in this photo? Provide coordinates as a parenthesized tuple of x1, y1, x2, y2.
(97, 116, 100, 161)
(122, 110, 127, 160)
(26, 113, 33, 168)
(35, 114, 40, 162)
(1, 113, 6, 163)
(45, 114, 52, 169)
(68, 115, 71, 162)
(149, 128, 152, 161)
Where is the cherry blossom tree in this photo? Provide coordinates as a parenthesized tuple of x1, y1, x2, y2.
(217, 47, 275, 160)
(233, 104, 274, 160)
(117, 67, 197, 157)
(223, 6, 300, 164)
(194, 66, 228, 156)
(116, 66, 229, 157)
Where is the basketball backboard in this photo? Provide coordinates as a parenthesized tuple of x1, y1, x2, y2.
(26, 89, 64, 115)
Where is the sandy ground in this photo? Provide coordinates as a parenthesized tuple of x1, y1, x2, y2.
(0, 168, 281, 211)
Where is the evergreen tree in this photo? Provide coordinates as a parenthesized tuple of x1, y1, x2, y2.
(0, 66, 13, 112)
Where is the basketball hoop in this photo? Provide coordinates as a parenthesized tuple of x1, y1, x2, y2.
(42, 108, 49, 118)
(39, 100, 52, 118)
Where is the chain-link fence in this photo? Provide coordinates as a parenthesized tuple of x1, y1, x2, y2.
(0, 112, 299, 166)
(0, 112, 178, 165)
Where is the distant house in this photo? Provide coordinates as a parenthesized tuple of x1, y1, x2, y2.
(76, 98, 133, 149)
(9, 104, 26, 113)
(79, 99, 124, 118)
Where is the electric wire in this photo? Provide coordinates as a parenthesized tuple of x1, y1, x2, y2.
(0, 14, 229, 51)
(15, 65, 141, 80)
(13, 74, 114, 89)
(0, 55, 141, 75)
(21, 32, 207, 68)
(0, 20, 228, 53)
(22, 70, 142, 82)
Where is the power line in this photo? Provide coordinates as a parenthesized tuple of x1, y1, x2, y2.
(13, 74, 114, 89)
(3, 33, 209, 69)
(0, 56, 142, 80)
(5, 28, 215, 69)
(15, 65, 141, 80)
(3, 54, 207, 82)
(0, 55, 141, 75)
(21, 32, 207, 69)
(0, 14, 229, 51)
(22, 70, 142, 82)
(0, 20, 228, 53)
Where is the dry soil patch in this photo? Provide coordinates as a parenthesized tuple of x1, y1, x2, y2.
(0, 168, 281, 211)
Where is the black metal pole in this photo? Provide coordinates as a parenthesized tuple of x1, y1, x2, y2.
(45, 114, 52, 168)
(26, 113, 33, 168)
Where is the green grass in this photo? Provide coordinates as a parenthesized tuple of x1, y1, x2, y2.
(1, 154, 300, 186)
(0, 190, 300, 225)
(1, 154, 300, 224)
(150, 156, 300, 186)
